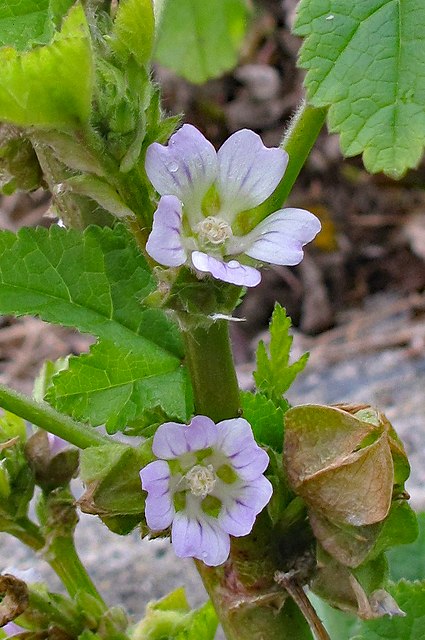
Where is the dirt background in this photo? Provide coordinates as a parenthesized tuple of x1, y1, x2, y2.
(0, 0, 425, 621)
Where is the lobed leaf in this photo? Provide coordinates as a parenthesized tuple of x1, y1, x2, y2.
(0, 3, 93, 129)
(0, 224, 191, 432)
(155, 0, 251, 84)
(295, 0, 425, 177)
(254, 304, 308, 404)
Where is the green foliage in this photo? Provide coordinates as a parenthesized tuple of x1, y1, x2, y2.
(155, 0, 251, 83)
(132, 587, 218, 640)
(111, 0, 155, 67)
(388, 512, 425, 581)
(254, 304, 308, 405)
(0, 3, 93, 129)
(295, 0, 425, 178)
(0, 0, 74, 50)
(0, 224, 192, 432)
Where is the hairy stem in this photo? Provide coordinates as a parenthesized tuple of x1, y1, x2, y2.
(0, 384, 110, 449)
(182, 320, 240, 422)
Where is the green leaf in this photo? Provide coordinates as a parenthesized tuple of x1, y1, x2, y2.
(0, 3, 93, 129)
(0, 224, 192, 432)
(241, 391, 285, 452)
(111, 0, 155, 67)
(155, 0, 251, 83)
(0, 0, 74, 50)
(388, 512, 425, 581)
(295, 0, 425, 178)
(254, 304, 308, 403)
(350, 581, 425, 639)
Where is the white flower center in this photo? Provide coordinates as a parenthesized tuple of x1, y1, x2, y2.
(196, 216, 233, 245)
(185, 464, 216, 498)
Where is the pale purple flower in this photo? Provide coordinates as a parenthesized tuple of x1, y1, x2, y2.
(140, 416, 272, 566)
(2, 623, 25, 637)
(145, 125, 321, 287)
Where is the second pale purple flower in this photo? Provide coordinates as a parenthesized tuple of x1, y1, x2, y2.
(145, 125, 321, 287)
(140, 416, 272, 566)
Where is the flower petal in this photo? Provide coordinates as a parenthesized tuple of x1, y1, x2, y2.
(152, 422, 190, 459)
(172, 512, 231, 566)
(171, 511, 203, 559)
(215, 418, 256, 457)
(145, 124, 217, 222)
(216, 129, 288, 220)
(140, 460, 171, 497)
(218, 500, 256, 537)
(185, 415, 218, 451)
(241, 208, 321, 266)
(146, 195, 187, 267)
(145, 493, 174, 531)
(237, 476, 273, 514)
(191, 251, 261, 287)
(230, 445, 270, 480)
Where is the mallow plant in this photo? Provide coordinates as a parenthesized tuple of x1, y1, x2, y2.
(0, 1, 423, 639)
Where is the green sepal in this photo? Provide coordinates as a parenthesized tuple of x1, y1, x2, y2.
(64, 175, 135, 218)
(78, 443, 152, 529)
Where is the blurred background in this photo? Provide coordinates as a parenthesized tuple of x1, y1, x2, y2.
(0, 0, 424, 619)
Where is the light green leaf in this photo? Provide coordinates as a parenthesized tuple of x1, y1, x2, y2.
(254, 304, 308, 404)
(0, 0, 74, 50)
(295, 0, 425, 177)
(0, 3, 93, 129)
(0, 224, 192, 432)
(155, 0, 251, 83)
(111, 0, 155, 67)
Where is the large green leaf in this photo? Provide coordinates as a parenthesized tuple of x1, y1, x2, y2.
(0, 0, 74, 50)
(0, 224, 191, 432)
(0, 3, 93, 129)
(155, 0, 250, 83)
(295, 0, 425, 177)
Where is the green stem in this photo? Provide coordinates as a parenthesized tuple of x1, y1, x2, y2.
(27, 589, 82, 636)
(7, 517, 45, 551)
(8, 516, 105, 608)
(48, 536, 106, 605)
(253, 101, 327, 225)
(0, 384, 110, 449)
(182, 320, 240, 422)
